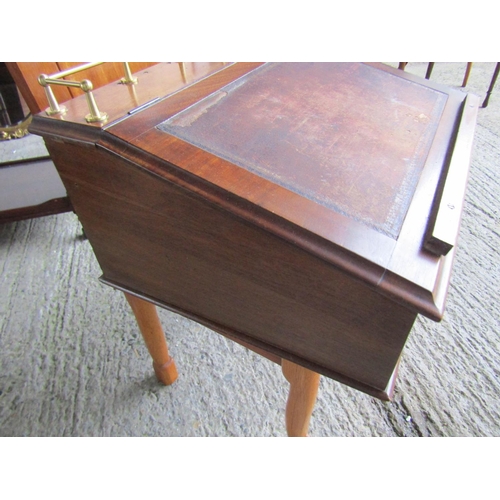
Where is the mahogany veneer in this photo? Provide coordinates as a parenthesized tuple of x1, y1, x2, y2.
(30, 62, 478, 426)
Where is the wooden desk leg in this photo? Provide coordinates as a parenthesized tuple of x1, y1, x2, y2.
(282, 359, 320, 437)
(462, 62, 473, 87)
(425, 62, 435, 80)
(482, 62, 500, 108)
(124, 292, 178, 385)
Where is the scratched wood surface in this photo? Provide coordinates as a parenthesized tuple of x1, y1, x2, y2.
(26, 62, 477, 401)
(159, 62, 447, 239)
(41, 136, 416, 397)
(0, 63, 499, 437)
(108, 62, 470, 323)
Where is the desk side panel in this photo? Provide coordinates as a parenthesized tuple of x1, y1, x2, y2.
(44, 138, 417, 396)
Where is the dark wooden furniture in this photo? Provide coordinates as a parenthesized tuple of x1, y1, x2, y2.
(398, 62, 498, 107)
(0, 63, 157, 224)
(0, 153, 71, 224)
(0, 63, 70, 223)
(30, 62, 479, 436)
(482, 62, 500, 107)
(5, 62, 157, 115)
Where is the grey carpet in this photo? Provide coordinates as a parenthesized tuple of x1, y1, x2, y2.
(1, 62, 499, 436)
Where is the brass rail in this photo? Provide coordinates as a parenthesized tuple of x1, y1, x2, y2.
(38, 62, 137, 123)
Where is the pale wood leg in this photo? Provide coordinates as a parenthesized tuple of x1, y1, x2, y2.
(124, 292, 178, 385)
(282, 359, 320, 437)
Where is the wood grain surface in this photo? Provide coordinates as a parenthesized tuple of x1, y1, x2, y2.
(105, 62, 475, 320)
(29, 62, 479, 400)
(0, 159, 71, 223)
(6, 62, 157, 114)
(43, 136, 416, 397)
(2, 62, 497, 438)
(159, 62, 447, 239)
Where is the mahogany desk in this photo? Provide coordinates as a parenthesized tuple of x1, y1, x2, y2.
(30, 62, 479, 436)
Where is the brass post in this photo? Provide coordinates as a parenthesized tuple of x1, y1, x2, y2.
(81, 80, 108, 123)
(38, 63, 137, 122)
(38, 74, 66, 116)
(179, 62, 187, 83)
(121, 62, 138, 84)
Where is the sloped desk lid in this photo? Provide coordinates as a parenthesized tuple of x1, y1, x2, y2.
(158, 62, 447, 241)
(30, 62, 479, 319)
(111, 62, 476, 319)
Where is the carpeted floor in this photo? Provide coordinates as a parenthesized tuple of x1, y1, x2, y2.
(1, 62, 499, 436)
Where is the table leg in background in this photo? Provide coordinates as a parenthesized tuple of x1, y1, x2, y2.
(482, 62, 500, 108)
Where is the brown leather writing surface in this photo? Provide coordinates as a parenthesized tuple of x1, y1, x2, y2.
(159, 63, 447, 239)
(29, 62, 479, 399)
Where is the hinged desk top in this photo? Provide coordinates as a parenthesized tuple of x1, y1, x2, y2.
(159, 62, 446, 241)
(30, 63, 480, 320)
(30, 63, 479, 397)
(104, 62, 478, 320)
